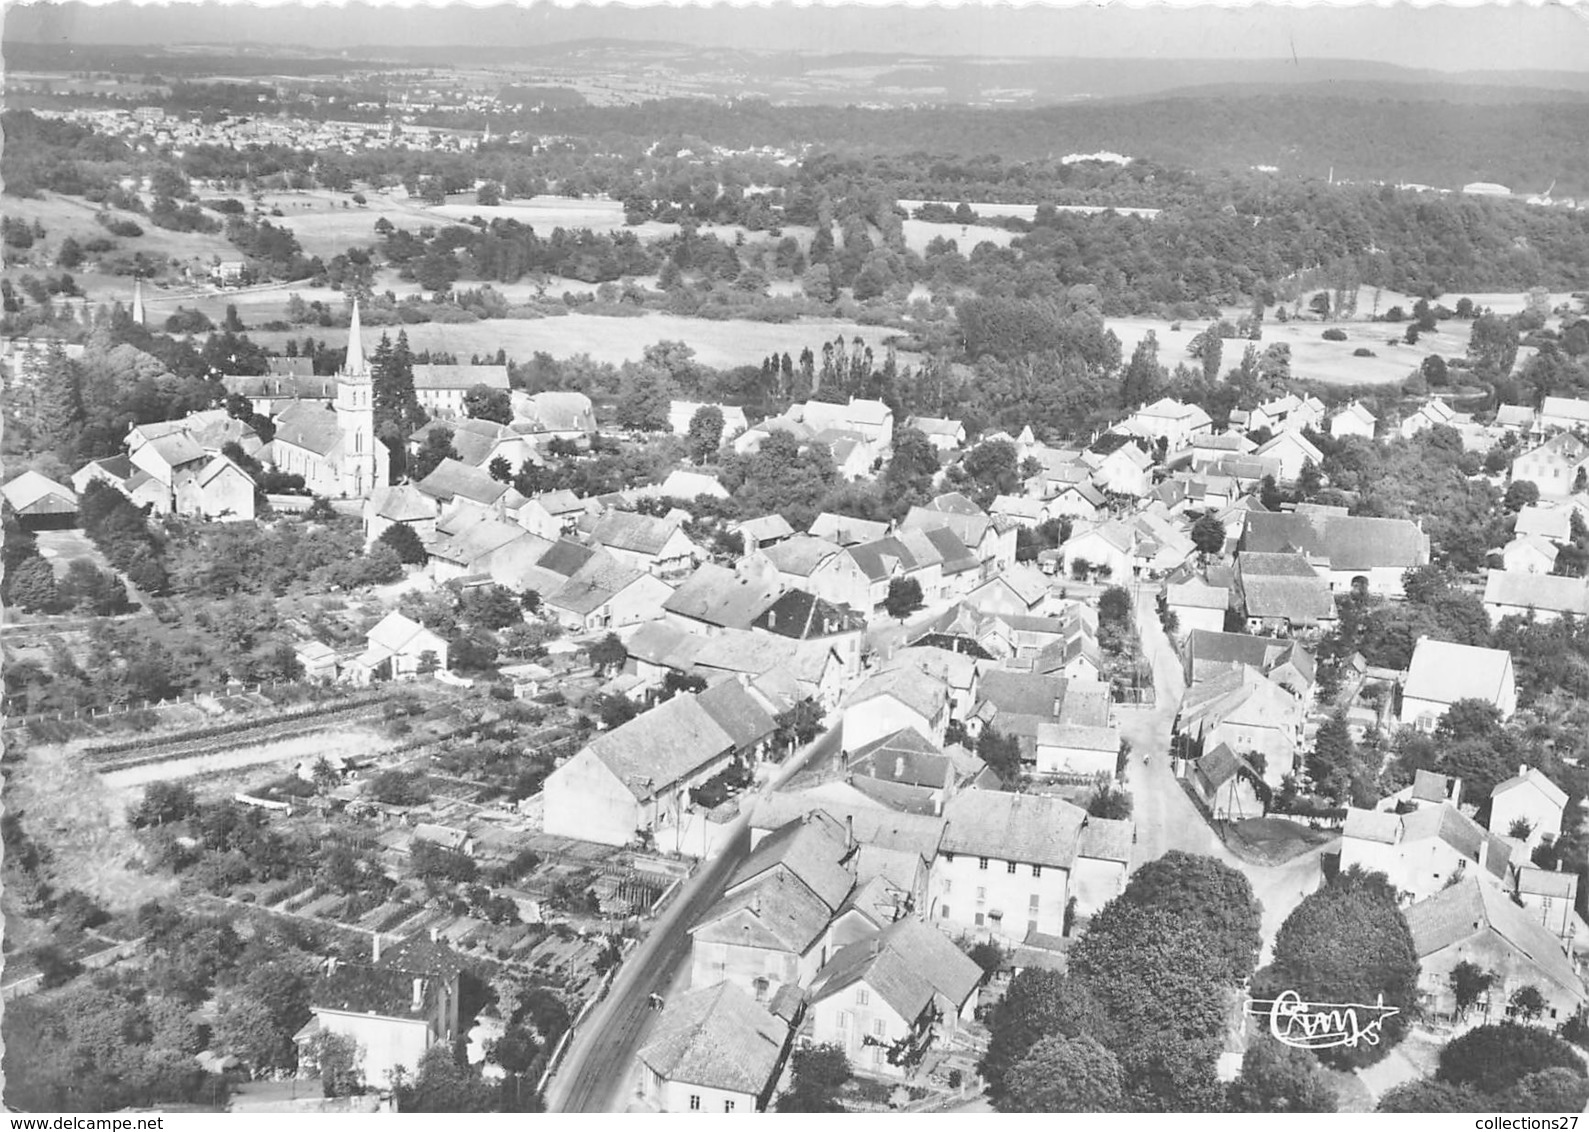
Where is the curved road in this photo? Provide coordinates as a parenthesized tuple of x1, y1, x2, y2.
(545, 726, 843, 1113)
(1119, 586, 1334, 962)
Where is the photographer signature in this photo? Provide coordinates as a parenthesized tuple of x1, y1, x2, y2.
(1243, 990, 1401, 1049)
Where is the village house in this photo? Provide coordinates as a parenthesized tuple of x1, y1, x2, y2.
(1176, 665, 1305, 790)
(1490, 765, 1569, 851)
(1058, 520, 1135, 581)
(589, 511, 701, 581)
(734, 514, 796, 551)
(669, 400, 750, 446)
(543, 554, 674, 633)
(1121, 397, 1214, 450)
(1085, 436, 1154, 498)
(1537, 395, 1589, 435)
(1403, 877, 1585, 1028)
(345, 611, 449, 683)
(841, 666, 950, 753)
(1182, 629, 1315, 700)
(2, 470, 79, 528)
(1252, 430, 1325, 484)
(1511, 432, 1589, 500)
(1499, 534, 1560, 575)
(757, 535, 871, 612)
(171, 454, 258, 522)
(965, 568, 1050, 618)
(408, 418, 539, 475)
(664, 562, 785, 636)
(414, 459, 524, 520)
(845, 533, 947, 611)
(1166, 578, 1231, 636)
(635, 982, 792, 1113)
(296, 937, 463, 1089)
(1032, 721, 1120, 780)
(792, 398, 895, 464)
(363, 484, 441, 549)
(1328, 401, 1377, 440)
(1399, 398, 1460, 440)
(407, 363, 511, 419)
(905, 493, 1018, 576)
(1233, 551, 1335, 634)
(1482, 570, 1589, 626)
(1494, 403, 1539, 438)
(884, 645, 983, 722)
(512, 390, 596, 439)
(753, 589, 867, 682)
(541, 692, 739, 850)
(805, 918, 983, 1080)
(1512, 865, 1579, 942)
(904, 415, 967, 453)
(809, 512, 890, 548)
(1400, 636, 1517, 731)
(1513, 503, 1574, 543)
(1239, 511, 1430, 597)
(1338, 804, 1514, 904)
(1188, 743, 1265, 821)
(842, 727, 996, 815)
(515, 489, 587, 541)
(1376, 769, 1463, 813)
(971, 668, 1071, 756)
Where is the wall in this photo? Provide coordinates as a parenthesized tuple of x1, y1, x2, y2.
(842, 698, 936, 754)
(543, 749, 641, 847)
(1417, 932, 1583, 1027)
(928, 853, 1070, 943)
(314, 1010, 433, 1087)
(808, 981, 913, 1079)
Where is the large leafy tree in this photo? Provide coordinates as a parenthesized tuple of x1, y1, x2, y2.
(1068, 903, 1230, 1111)
(615, 362, 675, 432)
(1002, 1034, 1125, 1112)
(884, 575, 924, 619)
(685, 403, 725, 464)
(979, 968, 1084, 1100)
(1113, 852, 1262, 985)
(1255, 868, 1419, 1069)
(1437, 1023, 1586, 1096)
(1226, 1035, 1337, 1112)
(880, 425, 940, 516)
(402, 1043, 498, 1112)
(462, 383, 512, 424)
(1377, 1078, 1488, 1112)
(776, 1043, 851, 1112)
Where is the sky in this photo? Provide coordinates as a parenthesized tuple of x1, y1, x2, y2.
(4, 0, 1588, 74)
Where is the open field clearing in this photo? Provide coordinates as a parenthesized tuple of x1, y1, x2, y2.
(246, 310, 912, 368)
(898, 199, 1162, 221)
(98, 724, 398, 793)
(8, 744, 178, 913)
(899, 217, 1018, 255)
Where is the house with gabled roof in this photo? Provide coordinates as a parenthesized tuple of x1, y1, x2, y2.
(753, 589, 866, 680)
(668, 400, 750, 446)
(1189, 743, 1265, 821)
(1482, 569, 1589, 627)
(1512, 865, 1579, 942)
(1088, 438, 1154, 497)
(757, 534, 869, 612)
(806, 918, 983, 1080)
(664, 562, 784, 636)
(429, 517, 533, 583)
(689, 869, 838, 1004)
(809, 511, 889, 547)
(1537, 395, 1589, 435)
(589, 510, 700, 580)
(965, 567, 1050, 618)
(409, 363, 510, 419)
(1058, 519, 1135, 581)
(1167, 578, 1231, 636)
(414, 457, 521, 513)
(734, 513, 796, 550)
(1514, 503, 1573, 543)
(1339, 802, 1514, 904)
(1376, 768, 1463, 813)
(1034, 721, 1120, 780)
(1399, 398, 1460, 440)
(1123, 397, 1214, 450)
(543, 552, 673, 634)
(844, 727, 996, 815)
(542, 691, 738, 850)
(750, 794, 944, 913)
(171, 453, 257, 522)
(1252, 430, 1325, 484)
(905, 415, 967, 453)
(2, 470, 78, 528)
(971, 668, 1069, 755)
(1490, 764, 1569, 851)
(1329, 400, 1377, 440)
(1400, 636, 1517, 730)
(1512, 432, 1589, 501)
(1403, 877, 1585, 1029)
(512, 390, 595, 438)
(635, 983, 793, 1114)
(1500, 534, 1560, 576)
(1239, 510, 1430, 597)
(363, 483, 441, 548)
(1177, 665, 1305, 789)
(345, 611, 449, 683)
(514, 489, 587, 541)
(841, 666, 950, 753)
(1234, 550, 1335, 634)
(1182, 629, 1314, 699)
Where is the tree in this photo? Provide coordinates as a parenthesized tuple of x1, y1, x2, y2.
(1497, 1068, 1589, 1113)
(967, 939, 1006, 984)
(462, 383, 512, 424)
(134, 781, 199, 827)
(685, 404, 725, 465)
(884, 575, 924, 619)
(1087, 779, 1132, 819)
(1191, 512, 1226, 559)
(6, 555, 60, 612)
(776, 1043, 851, 1112)
(1226, 1035, 1337, 1112)
(376, 523, 427, 565)
(980, 968, 1084, 1099)
(587, 632, 625, 676)
(304, 1030, 363, 1097)
(1256, 869, 1420, 1069)
(1377, 1078, 1488, 1112)
(1114, 852, 1262, 984)
(976, 724, 1024, 785)
(882, 426, 941, 514)
(1437, 1023, 1585, 1095)
(615, 363, 675, 432)
(1121, 331, 1163, 409)
(1001, 1034, 1125, 1112)
(1098, 586, 1133, 630)
(1508, 984, 1548, 1023)
(1448, 961, 1495, 1019)
(411, 427, 458, 482)
(1469, 313, 1521, 378)
(1504, 479, 1541, 511)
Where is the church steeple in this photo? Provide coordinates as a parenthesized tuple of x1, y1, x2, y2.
(344, 299, 368, 378)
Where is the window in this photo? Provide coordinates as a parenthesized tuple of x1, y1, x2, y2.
(975, 912, 985, 926)
(978, 857, 988, 870)
(1029, 894, 1040, 912)
(689, 1096, 701, 1112)
(976, 887, 986, 902)
(940, 904, 950, 919)
(873, 1018, 886, 1037)
(724, 1101, 736, 1113)
(857, 989, 870, 1006)
(942, 880, 952, 894)
(837, 1010, 851, 1031)
(1031, 865, 1042, 878)
(943, 851, 954, 863)
(1006, 860, 1017, 874)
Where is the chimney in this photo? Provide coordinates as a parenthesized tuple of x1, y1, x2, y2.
(753, 892, 762, 917)
(895, 755, 906, 779)
(411, 977, 425, 1013)
(846, 814, 856, 851)
(372, 933, 382, 964)
(768, 610, 777, 628)
(1478, 839, 1489, 872)
(871, 936, 882, 957)
(429, 926, 440, 943)
(1519, 763, 1529, 778)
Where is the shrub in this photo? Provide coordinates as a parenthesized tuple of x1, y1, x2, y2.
(1322, 328, 1348, 341)
(1353, 348, 1375, 357)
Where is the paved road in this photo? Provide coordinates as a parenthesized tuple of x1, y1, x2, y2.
(545, 724, 843, 1113)
(1121, 586, 1333, 963)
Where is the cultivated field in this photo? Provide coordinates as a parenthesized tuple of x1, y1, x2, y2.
(98, 725, 398, 794)
(246, 311, 913, 369)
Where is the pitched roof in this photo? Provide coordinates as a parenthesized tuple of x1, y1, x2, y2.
(847, 666, 949, 722)
(1078, 816, 1134, 864)
(590, 510, 682, 556)
(735, 513, 796, 543)
(515, 390, 595, 433)
(1240, 511, 1430, 571)
(940, 790, 1086, 867)
(313, 963, 442, 1020)
(366, 611, 440, 655)
(1184, 629, 1316, 686)
(1412, 769, 1461, 804)
(637, 982, 789, 1096)
(808, 512, 889, 547)
(664, 563, 784, 629)
(1483, 569, 1589, 615)
(1343, 806, 1403, 844)
(1036, 722, 1119, 752)
(1403, 637, 1514, 707)
(546, 553, 651, 615)
(370, 483, 439, 523)
(272, 400, 344, 458)
(1513, 504, 1573, 542)
(1194, 742, 1260, 791)
(977, 669, 1067, 719)
(849, 727, 956, 791)
(430, 516, 526, 567)
(760, 534, 844, 578)
(536, 538, 597, 578)
(412, 363, 509, 391)
(582, 693, 736, 799)
(1404, 877, 1583, 998)
(415, 458, 512, 506)
(754, 588, 864, 639)
(731, 811, 854, 911)
(812, 918, 982, 1022)
(2, 470, 77, 513)
(692, 869, 833, 953)
(1492, 765, 1569, 808)
(1237, 552, 1335, 622)
(750, 793, 945, 865)
(696, 678, 779, 753)
(1399, 803, 1513, 880)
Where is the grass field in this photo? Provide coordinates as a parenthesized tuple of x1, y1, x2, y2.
(1224, 816, 1336, 866)
(245, 311, 911, 368)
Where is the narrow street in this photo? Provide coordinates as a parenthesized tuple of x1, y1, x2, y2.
(1121, 586, 1333, 961)
(544, 725, 843, 1113)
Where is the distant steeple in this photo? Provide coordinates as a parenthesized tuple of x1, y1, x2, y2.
(131, 276, 145, 326)
(344, 299, 367, 378)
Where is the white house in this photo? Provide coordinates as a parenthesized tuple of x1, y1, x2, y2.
(1252, 431, 1324, 484)
(840, 667, 950, 753)
(346, 612, 449, 682)
(635, 983, 791, 1113)
(1490, 765, 1568, 851)
(1482, 570, 1589, 627)
(1399, 637, 1517, 731)
(1328, 401, 1377, 440)
(1399, 399, 1459, 440)
(1500, 534, 1559, 575)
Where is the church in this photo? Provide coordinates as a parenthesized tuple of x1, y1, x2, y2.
(269, 301, 389, 498)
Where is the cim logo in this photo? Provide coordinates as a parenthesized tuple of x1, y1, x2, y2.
(1243, 990, 1401, 1050)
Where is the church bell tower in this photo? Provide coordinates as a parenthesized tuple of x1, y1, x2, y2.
(335, 300, 380, 497)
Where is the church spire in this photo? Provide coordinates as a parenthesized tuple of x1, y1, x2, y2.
(345, 299, 367, 377)
(131, 276, 145, 326)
